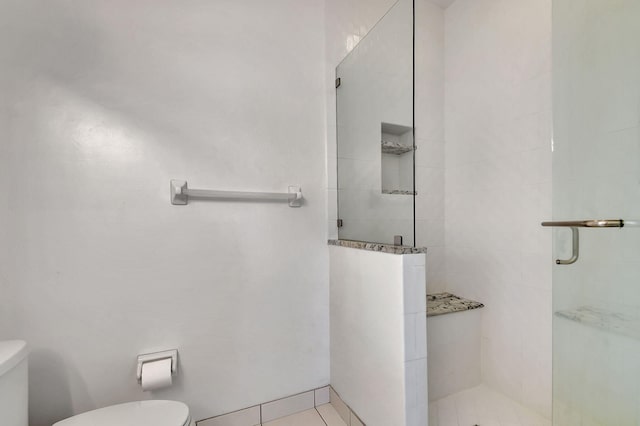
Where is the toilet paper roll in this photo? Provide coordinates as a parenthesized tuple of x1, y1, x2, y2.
(141, 358, 173, 391)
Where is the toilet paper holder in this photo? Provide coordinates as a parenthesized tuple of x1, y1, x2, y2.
(136, 349, 178, 384)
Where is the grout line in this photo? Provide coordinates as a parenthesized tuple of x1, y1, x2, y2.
(315, 407, 329, 426)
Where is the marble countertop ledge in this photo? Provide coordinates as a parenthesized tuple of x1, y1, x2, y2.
(328, 239, 427, 254)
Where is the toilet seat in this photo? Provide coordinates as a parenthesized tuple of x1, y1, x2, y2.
(53, 400, 192, 426)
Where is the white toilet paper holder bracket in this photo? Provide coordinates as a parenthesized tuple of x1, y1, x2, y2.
(136, 349, 178, 384)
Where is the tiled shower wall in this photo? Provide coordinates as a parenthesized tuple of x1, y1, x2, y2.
(444, 0, 553, 417)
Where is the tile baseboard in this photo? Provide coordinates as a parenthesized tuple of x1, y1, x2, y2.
(329, 386, 367, 426)
(197, 385, 333, 426)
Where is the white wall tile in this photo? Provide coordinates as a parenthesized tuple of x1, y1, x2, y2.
(427, 310, 482, 401)
(403, 263, 427, 314)
(444, 0, 552, 417)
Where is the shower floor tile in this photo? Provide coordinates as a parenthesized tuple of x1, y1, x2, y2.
(430, 385, 550, 426)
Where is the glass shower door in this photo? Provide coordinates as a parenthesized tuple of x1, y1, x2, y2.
(552, 0, 640, 424)
(335, 0, 414, 246)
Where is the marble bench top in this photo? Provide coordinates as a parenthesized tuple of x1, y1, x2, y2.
(427, 293, 484, 317)
(328, 239, 428, 254)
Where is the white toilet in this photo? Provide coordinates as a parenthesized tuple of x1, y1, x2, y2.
(0, 340, 29, 426)
(53, 400, 194, 426)
(0, 340, 194, 426)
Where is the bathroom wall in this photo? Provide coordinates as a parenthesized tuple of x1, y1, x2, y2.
(0, 1, 328, 424)
(444, 0, 553, 417)
(0, 108, 10, 333)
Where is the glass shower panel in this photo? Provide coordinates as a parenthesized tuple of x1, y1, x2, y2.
(336, 0, 414, 246)
(553, 0, 640, 423)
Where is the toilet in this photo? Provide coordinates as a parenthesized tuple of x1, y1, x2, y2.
(0, 340, 29, 426)
(0, 340, 194, 426)
(53, 400, 194, 426)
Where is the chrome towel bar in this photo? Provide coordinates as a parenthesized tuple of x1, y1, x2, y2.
(170, 180, 303, 207)
(541, 219, 624, 265)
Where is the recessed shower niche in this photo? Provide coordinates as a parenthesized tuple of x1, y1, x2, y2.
(335, 0, 414, 246)
(381, 122, 415, 196)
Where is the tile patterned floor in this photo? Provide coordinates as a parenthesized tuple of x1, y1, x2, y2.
(263, 405, 346, 426)
(429, 385, 551, 426)
(243, 385, 549, 426)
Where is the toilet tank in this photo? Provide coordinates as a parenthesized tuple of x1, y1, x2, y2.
(0, 340, 29, 426)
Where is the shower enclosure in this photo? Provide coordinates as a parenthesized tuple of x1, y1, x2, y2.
(552, 0, 640, 423)
(335, 0, 415, 247)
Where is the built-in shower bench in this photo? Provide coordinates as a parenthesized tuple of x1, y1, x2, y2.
(427, 292, 484, 317)
(426, 292, 484, 401)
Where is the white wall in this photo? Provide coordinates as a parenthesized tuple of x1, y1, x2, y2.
(0, 102, 11, 335)
(444, 0, 553, 417)
(330, 246, 427, 426)
(0, 1, 328, 425)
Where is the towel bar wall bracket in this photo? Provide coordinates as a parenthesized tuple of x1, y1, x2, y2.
(170, 180, 303, 207)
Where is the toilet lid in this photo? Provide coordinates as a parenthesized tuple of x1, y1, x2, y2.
(53, 400, 191, 426)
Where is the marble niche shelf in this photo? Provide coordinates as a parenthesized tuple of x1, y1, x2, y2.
(381, 140, 414, 155)
(382, 189, 417, 195)
(427, 293, 484, 317)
